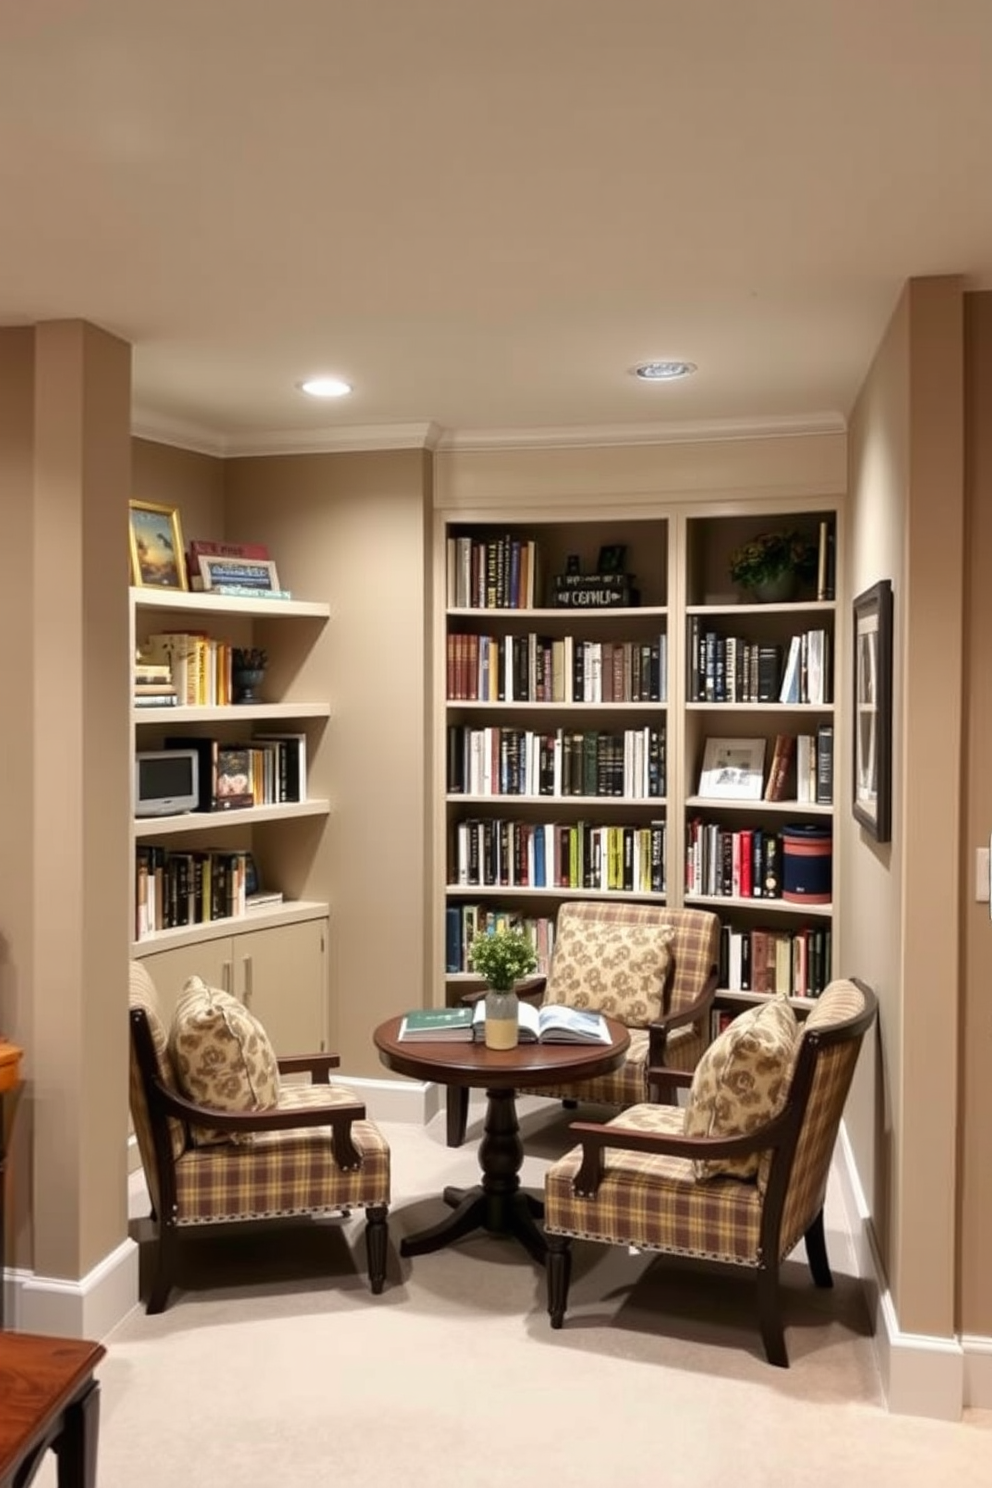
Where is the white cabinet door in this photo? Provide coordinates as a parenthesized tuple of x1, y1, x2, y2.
(233, 918, 328, 1054)
(137, 939, 234, 1025)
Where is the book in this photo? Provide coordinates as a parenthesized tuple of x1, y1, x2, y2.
(215, 747, 254, 808)
(245, 889, 285, 911)
(398, 1007, 475, 1042)
(471, 1000, 611, 1045)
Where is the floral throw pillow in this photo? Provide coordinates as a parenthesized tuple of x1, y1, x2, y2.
(683, 994, 798, 1181)
(168, 976, 281, 1146)
(544, 919, 675, 1027)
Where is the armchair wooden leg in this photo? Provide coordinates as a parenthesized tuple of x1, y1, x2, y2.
(803, 1207, 833, 1288)
(146, 1223, 177, 1315)
(365, 1204, 389, 1294)
(755, 1262, 788, 1367)
(446, 1086, 469, 1148)
(546, 1233, 572, 1329)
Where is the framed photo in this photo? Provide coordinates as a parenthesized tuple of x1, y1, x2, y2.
(197, 555, 281, 593)
(128, 500, 187, 590)
(852, 579, 893, 842)
(698, 736, 767, 800)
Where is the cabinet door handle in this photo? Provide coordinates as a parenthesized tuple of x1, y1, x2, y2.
(242, 954, 253, 1005)
(222, 960, 232, 995)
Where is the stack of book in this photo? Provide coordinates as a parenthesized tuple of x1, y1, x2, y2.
(133, 661, 177, 708)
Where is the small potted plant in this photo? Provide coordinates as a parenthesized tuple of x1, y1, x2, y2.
(469, 927, 538, 1050)
(728, 530, 817, 603)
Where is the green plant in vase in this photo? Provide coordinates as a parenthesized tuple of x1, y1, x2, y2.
(469, 927, 538, 1051)
(728, 530, 817, 602)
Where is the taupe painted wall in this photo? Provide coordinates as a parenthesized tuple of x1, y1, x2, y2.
(1, 321, 132, 1282)
(961, 290, 992, 1336)
(223, 450, 432, 1076)
(845, 278, 964, 1337)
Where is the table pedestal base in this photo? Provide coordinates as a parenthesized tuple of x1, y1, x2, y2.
(399, 1086, 547, 1263)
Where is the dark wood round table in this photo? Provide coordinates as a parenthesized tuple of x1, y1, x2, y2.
(373, 1014, 630, 1264)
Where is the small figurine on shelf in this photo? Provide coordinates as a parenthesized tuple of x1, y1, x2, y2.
(232, 647, 268, 705)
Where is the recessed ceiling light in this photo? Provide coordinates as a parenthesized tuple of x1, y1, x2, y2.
(631, 361, 697, 381)
(298, 375, 352, 398)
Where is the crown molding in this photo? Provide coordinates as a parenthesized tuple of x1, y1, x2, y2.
(131, 407, 443, 457)
(131, 408, 845, 460)
(433, 411, 847, 452)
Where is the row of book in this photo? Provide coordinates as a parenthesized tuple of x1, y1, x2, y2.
(163, 734, 307, 810)
(687, 623, 832, 705)
(451, 818, 667, 894)
(447, 632, 668, 704)
(715, 922, 833, 1002)
(686, 821, 824, 902)
(447, 725, 666, 799)
(445, 905, 555, 976)
(135, 846, 281, 938)
(763, 728, 833, 804)
(446, 534, 542, 610)
(141, 631, 239, 707)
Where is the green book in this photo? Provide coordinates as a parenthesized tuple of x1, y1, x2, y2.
(398, 1007, 475, 1042)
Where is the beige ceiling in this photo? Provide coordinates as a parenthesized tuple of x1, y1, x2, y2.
(2, 0, 991, 451)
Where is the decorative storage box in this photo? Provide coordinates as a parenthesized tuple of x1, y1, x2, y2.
(782, 825, 832, 904)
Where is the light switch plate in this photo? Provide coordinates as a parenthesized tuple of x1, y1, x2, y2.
(980, 845, 992, 905)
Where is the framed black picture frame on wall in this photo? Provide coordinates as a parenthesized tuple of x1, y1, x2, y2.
(852, 579, 893, 843)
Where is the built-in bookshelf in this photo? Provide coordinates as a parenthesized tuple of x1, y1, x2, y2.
(435, 504, 839, 1010)
(128, 586, 333, 1047)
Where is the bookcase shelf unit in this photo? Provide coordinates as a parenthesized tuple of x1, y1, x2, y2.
(128, 586, 333, 1048)
(433, 501, 840, 1012)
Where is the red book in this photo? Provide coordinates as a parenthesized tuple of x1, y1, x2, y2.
(188, 538, 271, 562)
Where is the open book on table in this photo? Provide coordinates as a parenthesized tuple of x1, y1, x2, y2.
(471, 999, 611, 1045)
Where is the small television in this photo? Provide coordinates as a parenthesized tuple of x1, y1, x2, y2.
(134, 749, 200, 817)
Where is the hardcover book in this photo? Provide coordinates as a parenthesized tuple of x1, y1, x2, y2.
(470, 1001, 611, 1045)
(398, 1007, 475, 1042)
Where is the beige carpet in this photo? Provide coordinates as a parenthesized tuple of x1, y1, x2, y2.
(36, 1099, 992, 1487)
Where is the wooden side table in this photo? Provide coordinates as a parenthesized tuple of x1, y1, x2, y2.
(0, 1041, 24, 1331)
(0, 1332, 105, 1488)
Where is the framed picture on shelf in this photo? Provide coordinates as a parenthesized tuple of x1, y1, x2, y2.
(197, 555, 282, 593)
(852, 578, 893, 843)
(698, 737, 767, 800)
(128, 500, 187, 590)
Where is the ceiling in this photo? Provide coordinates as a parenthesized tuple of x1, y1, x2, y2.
(2, 1, 991, 453)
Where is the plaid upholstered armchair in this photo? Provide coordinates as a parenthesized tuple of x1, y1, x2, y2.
(542, 978, 877, 1366)
(128, 960, 391, 1312)
(446, 902, 720, 1147)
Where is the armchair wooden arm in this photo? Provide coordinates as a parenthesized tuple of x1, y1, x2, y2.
(130, 1009, 366, 1170)
(568, 1106, 794, 1197)
(648, 965, 718, 1059)
(277, 1053, 341, 1081)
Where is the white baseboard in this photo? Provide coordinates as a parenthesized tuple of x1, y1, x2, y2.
(962, 1334, 992, 1410)
(335, 1074, 442, 1126)
(834, 1123, 974, 1420)
(6, 1237, 139, 1341)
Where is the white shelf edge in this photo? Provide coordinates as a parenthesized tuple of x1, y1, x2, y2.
(446, 794, 667, 807)
(717, 988, 827, 1008)
(446, 606, 667, 619)
(133, 702, 331, 725)
(685, 701, 834, 712)
(444, 886, 667, 901)
(685, 796, 832, 814)
(448, 700, 667, 710)
(131, 899, 329, 955)
(685, 893, 833, 917)
(130, 587, 330, 620)
(686, 600, 836, 615)
(134, 799, 331, 839)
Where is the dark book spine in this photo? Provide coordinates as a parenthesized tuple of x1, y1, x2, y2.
(816, 723, 834, 805)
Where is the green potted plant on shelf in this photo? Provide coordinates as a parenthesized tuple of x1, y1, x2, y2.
(728, 530, 818, 602)
(469, 927, 538, 1051)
